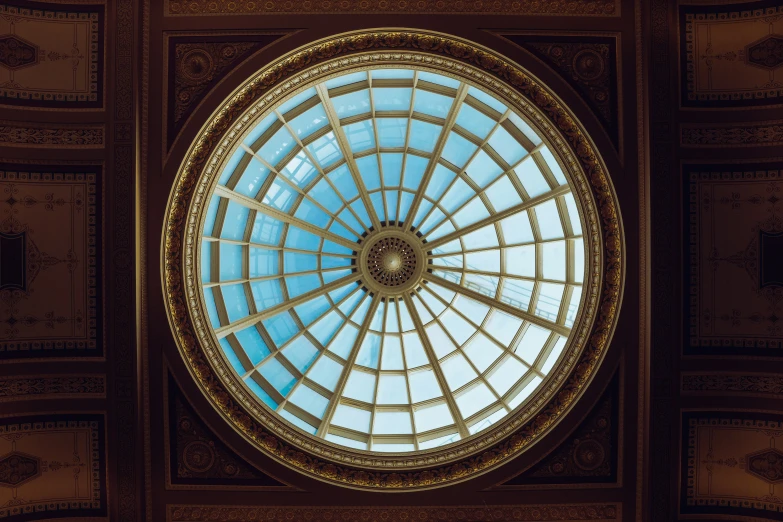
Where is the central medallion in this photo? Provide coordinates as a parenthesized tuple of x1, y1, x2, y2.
(359, 229, 426, 296)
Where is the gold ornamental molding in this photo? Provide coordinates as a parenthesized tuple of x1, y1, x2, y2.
(162, 29, 624, 489)
(0, 375, 106, 402)
(165, 0, 619, 16)
(681, 120, 783, 148)
(167, 504, 622, 521)
(682, 373, 783, 399)
(0, 121, 104, 148)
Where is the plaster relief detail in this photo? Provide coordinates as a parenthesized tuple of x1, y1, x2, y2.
(500, 34, 619, 148)
(683, 413, 783, 519)
(169, 375, 286, 488)
(0, 416, 106, 521)
(747, 448, 783, 484)
(0, 167, 102, 358)
(166, 33, 285, 148)
(683, 373, 783, 397)
(681, 3, 783, 108)
(168, 504, 621, 522)
(0, 451, 40, 488)
(0, 2, 103, 107)
(685, 166, 783, 354)
(681, 120, 783, 148)
(0, 35, 38, 71)
(0, 122, 104, 148)
(0, 375, 106, 402)
(165, 0, 619, 16)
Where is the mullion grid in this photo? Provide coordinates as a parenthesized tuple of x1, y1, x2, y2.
(413, 107, 512, 238)
(315, 290, 379, 444)
(361, 300, 416, 449)
(315, 83, 384, 231)
(396, 71, 419, 225)
(206, 68, 583, 452)
(239, 142, 365, 241)
(261, 279, 367, 430)
(409, 285, 478, 435)
(366, 72, 390, 225)
(414, 283, 543, 429)
(273, 107, 373, 237)
(524, 192, 578, 326)
(359, 71, 420, 228)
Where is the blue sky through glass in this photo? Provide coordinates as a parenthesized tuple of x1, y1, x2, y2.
(200, 67, 585, 453)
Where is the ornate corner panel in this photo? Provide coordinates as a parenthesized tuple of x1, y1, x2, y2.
(681, 120, 783, 148)
(682, 372, 783, 398)
(0, 164, 103, 359)
(0, 1, 104, 109)
(165, 32, 288, 150)
(166, 373, 289, 490)
(681, 411, 783, 520)
(684, 162, 783, 356)
(164, 0, 620, 16)
(497, 33, 620, 150)
(680, 1, 783, 109)
(166, 504, 622, 522)
(0, 414, 107, 521)
(496, 371, 619, 488)
(0, 121, 104, 148)
(0, 375, 105, 402)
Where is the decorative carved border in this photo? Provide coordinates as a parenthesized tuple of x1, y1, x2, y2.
(163, 367, 294, 491)
(163, 30, 624, 489)
(0, 121, 104, 148)
(0, 0, 104, 108)
(0, 165, 103, 359)
(0, 413, 107, 521)
(649, 0, 677, 518)
(681, 411, 783, 520)
(679, 1, 783, 109)
(681, 120, 783, 148)
(682, 373, 783, 398)
(162, 30, 292, 161)
(493, 30, 623, 156)
(684, 164, 783, 354)
(110, 0, 138, 519)
(165, 0, 620, 16)
(167, 504, 621, 522)
(0, 375, 105, 402)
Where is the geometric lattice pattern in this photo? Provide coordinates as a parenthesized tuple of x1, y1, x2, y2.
(201, 67, 586, 453)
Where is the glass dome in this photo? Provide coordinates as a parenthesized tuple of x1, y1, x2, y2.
(199, 67, 585, 453)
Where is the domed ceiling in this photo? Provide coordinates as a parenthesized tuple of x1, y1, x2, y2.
(163, 30, 623, 489)
(199, 67, 585, 453)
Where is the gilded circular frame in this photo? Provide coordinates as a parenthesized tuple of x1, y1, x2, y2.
(162, 29, 624, 490)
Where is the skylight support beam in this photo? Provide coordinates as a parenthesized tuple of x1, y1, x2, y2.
(424, 184, 571, 250)
(422, 273, 572, 337)
(274, 109, 372, 235)
(213, 272, 362, 338)
(315, 84, 383, 231)
(403, 293, 470, 439)
(402, 83, 470, 232)
(213, 185, 359, 251)
(317, 293, 382, 438)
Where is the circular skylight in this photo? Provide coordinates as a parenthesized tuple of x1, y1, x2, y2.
(199, 67, 585, 453)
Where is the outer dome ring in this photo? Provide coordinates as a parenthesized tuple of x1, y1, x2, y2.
(162, 29, 624, 490)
